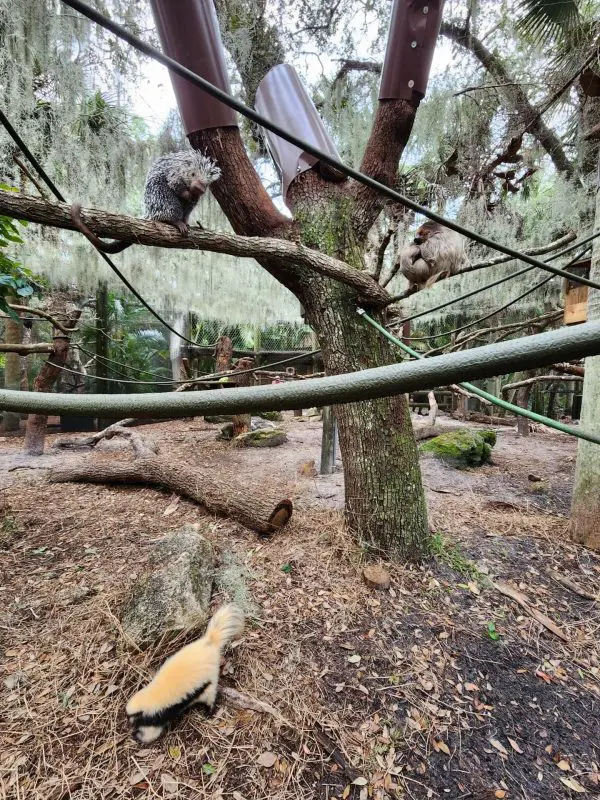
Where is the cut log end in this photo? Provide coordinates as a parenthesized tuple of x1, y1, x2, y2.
(264, 499, 294, 536)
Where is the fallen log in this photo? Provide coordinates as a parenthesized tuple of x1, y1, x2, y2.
(48, 455, 293, 536)
(451, 411, 515, 426)
(413, 423, 465, 440)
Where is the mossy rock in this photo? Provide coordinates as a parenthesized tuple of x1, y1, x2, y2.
(420, 429, 496, 469)
(256, 410, 283, 422)
(121, 525, 215, 648)
(232, 428, 288, 448)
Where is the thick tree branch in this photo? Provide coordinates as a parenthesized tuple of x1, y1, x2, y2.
(440, 21, 574, 177)
(0, 342, 53, 354)
(0, 191, 391, 306)
(351, 99, 420, 243)
(189, 128, 288, 238)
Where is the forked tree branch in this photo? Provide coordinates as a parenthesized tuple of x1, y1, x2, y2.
(7, 304, 79, 334)
(0, 191, 391, 306)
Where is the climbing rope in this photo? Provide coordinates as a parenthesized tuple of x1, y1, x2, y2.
(357, 310, 600, 446)
(1, 322, 600, 417)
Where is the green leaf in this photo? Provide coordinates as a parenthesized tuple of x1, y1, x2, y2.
(281, 563, 293, 574)
(486, 622, 500, 641)
(16, 285, 34, 296)
(201, 763, 216, 776)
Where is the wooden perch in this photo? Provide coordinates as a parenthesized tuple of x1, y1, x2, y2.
(48, 427, 293, 537)
(0, 190, 391, 306)
(0, 342, 53, 354)
(501, 374, 582, 396)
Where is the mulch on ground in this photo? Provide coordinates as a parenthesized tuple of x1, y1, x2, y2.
(1, 414, 598, 799)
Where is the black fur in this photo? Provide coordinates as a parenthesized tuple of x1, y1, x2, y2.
(129, 680, 213, 729)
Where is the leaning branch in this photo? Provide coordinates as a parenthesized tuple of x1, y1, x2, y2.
(501, 374, 582, 395)
(0, 191, 391, 306)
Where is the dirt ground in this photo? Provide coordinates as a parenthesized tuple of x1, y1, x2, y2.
(1, 412, 599, 800)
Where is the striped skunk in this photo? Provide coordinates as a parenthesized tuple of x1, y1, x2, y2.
(126, 604, 244, 743)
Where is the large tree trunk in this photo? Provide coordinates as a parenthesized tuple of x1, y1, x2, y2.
(570, 163, 600, 550)
(2, 297, 22, 432)
(286, 175, 428, 560)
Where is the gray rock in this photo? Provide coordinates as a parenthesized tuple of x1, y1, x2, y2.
(121, 524, 215, 647)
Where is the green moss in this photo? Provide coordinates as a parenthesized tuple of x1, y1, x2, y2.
(295, 197, 361, 265)
(428, 533, 484, 582)
(420, 429, 496, 468)
(256, 410, 283, 422)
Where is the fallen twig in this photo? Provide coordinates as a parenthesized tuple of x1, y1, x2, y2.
(493, 580, 569, 642)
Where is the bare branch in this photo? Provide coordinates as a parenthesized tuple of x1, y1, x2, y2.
(13, 154, 49, 199)
(549, 362, 584, 377)
(332, 59, 382, 92)
(456, 231, 577, 274)
(440, 21, 574, 177)
(7, 304, 78, 334)
(501, 374, 582, 395)
(0, 342, 53, 354)
(0, 191, 391, 306)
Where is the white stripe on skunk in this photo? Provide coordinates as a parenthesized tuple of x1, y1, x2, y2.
(126, 604, 244, 743)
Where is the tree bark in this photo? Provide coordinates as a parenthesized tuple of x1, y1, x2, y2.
(2, 297, 22, 432)
(48, 456, 293, 537)
(570, 162, 600, 550)
(320, 405, 336, 475)
(2, 300, 23, 431)
(214, 335, 233, 373)
(516, 382, 533, 437)
(95, 281, 112, 430)
(24, 308, 82, 455)
(231, 357, 254, 436)
(170, 313, 187, 382)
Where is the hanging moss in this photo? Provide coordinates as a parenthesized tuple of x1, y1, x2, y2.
(420, 429, 496, 468)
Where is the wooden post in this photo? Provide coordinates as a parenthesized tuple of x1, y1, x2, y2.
(320, 405, 336, 474)
(2, 295, 22, 431)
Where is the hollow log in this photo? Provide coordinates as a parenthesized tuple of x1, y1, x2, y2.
(48, 456, 293, 536)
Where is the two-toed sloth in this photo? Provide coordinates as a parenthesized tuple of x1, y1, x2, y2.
(399, 221, 468, 289)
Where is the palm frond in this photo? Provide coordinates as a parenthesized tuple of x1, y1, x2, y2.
(515, 0, 581, 45)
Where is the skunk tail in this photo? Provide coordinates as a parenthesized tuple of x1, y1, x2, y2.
(204, 604, 245, 649)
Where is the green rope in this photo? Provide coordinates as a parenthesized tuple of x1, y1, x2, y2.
(357, 309, 600, 446)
